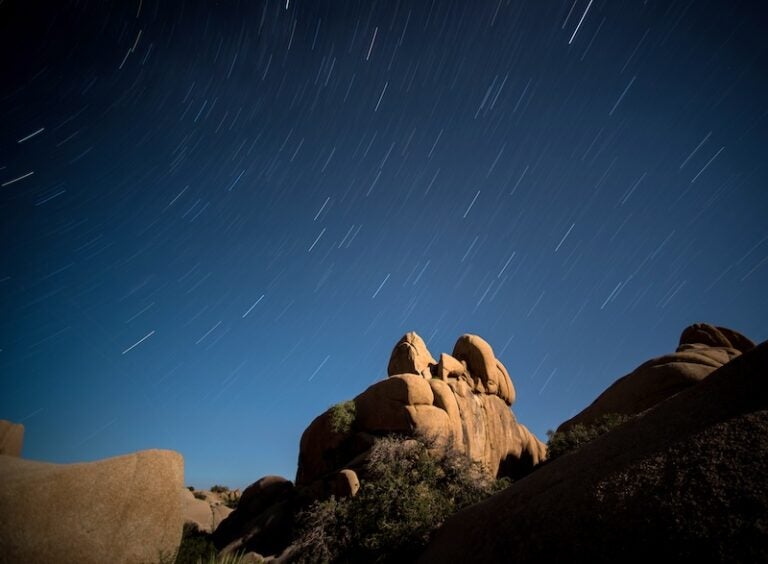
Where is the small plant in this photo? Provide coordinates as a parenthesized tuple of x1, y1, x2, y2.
(546, 412, 631, 461)
(170, 523, 217, 564)
(329, 400, 356, 434)
(223, 490, 241, 509)
(210, 485, 229, 493)
(193, 491, 207, 501)
(160, 523, 256, 564)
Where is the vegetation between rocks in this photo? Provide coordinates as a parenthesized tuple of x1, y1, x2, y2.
(164, 523, 257, 564)
(545, 413, 631, 460)
(291, 435, 510, 563)
(329, 400, 356, 434)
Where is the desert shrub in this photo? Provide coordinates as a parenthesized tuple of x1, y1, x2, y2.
(171, 523, 217, 564)
(291, 435, 506, 563)
(210, 485, 229, 493)
(546, 413, 631, 460)
(329, 400, 356, 434)
(223, 490, 241, 509)
(193, 491, 207, 501)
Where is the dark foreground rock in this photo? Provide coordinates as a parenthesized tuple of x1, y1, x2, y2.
(419, 340, 768, 563)
(212, 475, 302, 557)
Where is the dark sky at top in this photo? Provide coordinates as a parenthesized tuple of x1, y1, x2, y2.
(1, 0, 767, 488)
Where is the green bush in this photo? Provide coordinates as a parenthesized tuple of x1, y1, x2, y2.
(291, 435, 507, 563)
(210, 485, 229, 493)
(329, 400, 356, 434)
(193, 491, 207, 501)
(170, 523, 217, 564)
(546, 413, 631, 461)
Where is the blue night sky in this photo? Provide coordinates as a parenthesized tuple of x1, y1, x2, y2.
(1, 1, 767, 489)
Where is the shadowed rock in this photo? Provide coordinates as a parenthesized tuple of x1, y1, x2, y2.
(212, 476, 300, 558)
(420, 338, 768, 563)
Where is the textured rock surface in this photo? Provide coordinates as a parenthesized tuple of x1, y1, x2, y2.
(181, 488, 233, 534)
(387, 332, 437, 378)
(453, 334, 516, 405)
(0, 420, 23, 457)
(296, 333, 545, 487)
(557, 323, 752, 432)
(212, 476, 300, 557)
(0, 449, 184, 564)
(420, 339, 768, 564)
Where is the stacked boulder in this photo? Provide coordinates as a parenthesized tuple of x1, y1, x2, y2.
(213, 332, 546, 558)
(297, 332, 546, 492)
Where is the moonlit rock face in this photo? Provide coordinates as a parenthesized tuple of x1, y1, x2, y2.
(557, 324, 754, 433)
(297, 332, 545, 487)
(0, 449, 184, 564)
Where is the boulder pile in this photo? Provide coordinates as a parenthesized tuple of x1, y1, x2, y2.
(215, 332, 547, 558)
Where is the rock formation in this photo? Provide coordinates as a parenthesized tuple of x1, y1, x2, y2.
(297, 332, 545, 489)
(212, 476, 301, 557)
(0, 448, 184, 564)
(181, 488, 234, 534)
(217, 332, 546, 559)
(0, 420, 23, 457)
(420, 330, 767, 563)
(557, 323, 755, 432)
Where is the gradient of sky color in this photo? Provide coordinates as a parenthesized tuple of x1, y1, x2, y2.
(1, 0, 767, 489)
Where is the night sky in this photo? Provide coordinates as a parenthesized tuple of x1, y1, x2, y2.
(1, 0, 767, 489)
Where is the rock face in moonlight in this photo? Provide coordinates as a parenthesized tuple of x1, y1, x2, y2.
(297, 332, 546, 490)
(557, 323, 756, 433)
(0, 449, 184, 564)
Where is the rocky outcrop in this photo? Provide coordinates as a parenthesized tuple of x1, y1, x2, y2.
(181, 488, 233, 534)
(420, 336, 767, 563)
(0, 420, 23, 457)
(388, 332, 437, 378)
(557, 323, 755, 432)
(212, 476, 301, 558)
(0, 449, 184, 564)
(297, 333, 545, 489)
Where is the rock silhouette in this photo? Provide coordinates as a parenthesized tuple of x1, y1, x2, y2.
(557, 323, 755, 433)
(420, 327, 767, 563)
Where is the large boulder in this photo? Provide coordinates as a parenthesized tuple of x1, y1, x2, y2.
(212, 476, 300, 558)
(0, 449, 184, 564)
(557, 323, 752, 432)
(0, 420, 23, 457)
(419, 338, 768, 563)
